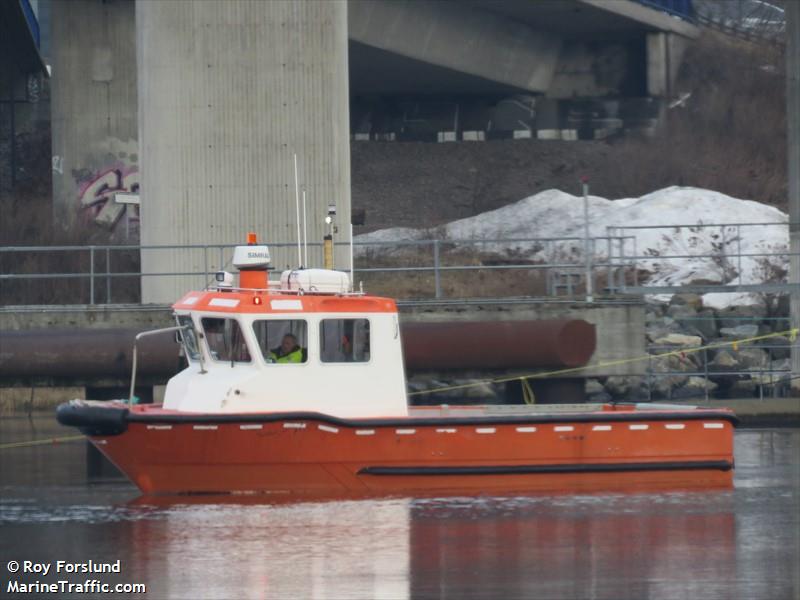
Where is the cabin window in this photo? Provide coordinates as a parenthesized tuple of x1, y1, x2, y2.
(177, 315, 201, 361)
(201, 317, 251, 363)
(253, 320, 308, 364)
(320, 319, 370, 363)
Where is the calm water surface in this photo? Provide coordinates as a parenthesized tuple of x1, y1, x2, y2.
(1, 417, 798, 599)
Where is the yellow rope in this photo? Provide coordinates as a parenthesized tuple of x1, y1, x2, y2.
(0, 434, 85, 450)
(521, 378, 536, 405)
(408, 327, 799, 397)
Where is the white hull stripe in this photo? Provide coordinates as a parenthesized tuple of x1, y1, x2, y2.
(93, 439, 108, 445)
(396, 429, 416, 435)
(147, 425, 173, 430)
(356, 429, 375, 436)
(318, 425, 338, 434)
(592, 425, 612, 431)
(554, 426, 574, 432)
(240, 424, 263, 430)
(629, 424, 649, 430)
(516, 427, 537, 433)
(476, 428, 496, 434)
(193, 425, 218, 430)
(704, 423, 725, 429)
(436, 428, 457, 433)
(284, 423, 306, 429)
(665, 424, 685, 430)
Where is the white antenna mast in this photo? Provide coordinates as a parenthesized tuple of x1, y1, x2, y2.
(302, 189, 308, 268)
(293, 153, 302, 267)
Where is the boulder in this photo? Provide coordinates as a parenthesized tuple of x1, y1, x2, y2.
(665, 304, 714, 340)
(737, 348, 769, 370)
(729, 379, 758, 397)
(667, 376, 717, 399)
(719, 324, 759, 338)
(686, 376, 718, 391)
(604, 376, 646, 400)
(771, 357, 791, 372)
(759, 336, 791, 360)
(715, 304, 767, 330)
(650, 373, 690, 398)
(687, 309, 719, 341)
(652, 333, 703, 347)
(709, 350, 740, 371)
(585, 379, 605, 395)
(645, 302, 667, 319)
(669, 293, 704, 310)
(646, 324, 682, 343)
(666, 304, 698, 320)
(588, 391, 613, 403)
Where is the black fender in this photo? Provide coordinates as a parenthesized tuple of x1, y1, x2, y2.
(56, 400, 129, 436)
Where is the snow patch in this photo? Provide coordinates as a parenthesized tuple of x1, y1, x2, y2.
(355, 186, 789, 305)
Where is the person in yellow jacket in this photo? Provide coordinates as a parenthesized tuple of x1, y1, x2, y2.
(269, 333, 304, 363)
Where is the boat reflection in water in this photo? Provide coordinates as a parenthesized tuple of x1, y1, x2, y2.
(127, 489, 737, 599)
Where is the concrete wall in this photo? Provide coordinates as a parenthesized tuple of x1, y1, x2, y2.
(137, 0, 352, 303)
(49, 0, 138, 238)
(548, 40, 644, 99)
(646, 32, 689, 98)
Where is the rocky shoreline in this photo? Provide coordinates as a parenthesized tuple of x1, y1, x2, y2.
(590, 293, 792, 402)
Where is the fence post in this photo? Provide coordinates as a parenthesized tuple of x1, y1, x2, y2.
(737, 225, 742, 282)
(89, 246, 95, 305)
(433, 240, 442, 299)
(105, 247, 111, 304)
(581, 178, 593, 303)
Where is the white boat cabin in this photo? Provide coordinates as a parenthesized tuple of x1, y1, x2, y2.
(164, 238, 408, 419)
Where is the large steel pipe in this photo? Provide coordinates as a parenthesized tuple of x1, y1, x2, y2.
(0, 329, 180, 378)
(400, 320, 596, 370)
(0, 319, 596, 378)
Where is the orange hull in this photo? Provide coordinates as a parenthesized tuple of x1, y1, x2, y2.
(83, 405, 736, 495)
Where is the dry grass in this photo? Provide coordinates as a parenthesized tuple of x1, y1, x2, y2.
(0, 194, 141, 305)
(607, 32, 787, 209)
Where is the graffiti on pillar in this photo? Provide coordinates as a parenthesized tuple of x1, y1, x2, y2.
(78, 166, 140, 230)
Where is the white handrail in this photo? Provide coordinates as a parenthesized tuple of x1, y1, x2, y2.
(128, 325, 187, 406)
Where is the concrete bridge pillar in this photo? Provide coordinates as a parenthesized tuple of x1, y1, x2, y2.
(137, 0, 351, 303)
(49, 0, 138, 236)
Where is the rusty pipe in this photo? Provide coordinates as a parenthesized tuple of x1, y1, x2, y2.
(0, 319, 596, 378)
(400, 319, 596, 370)
(0, 328, 181, 377)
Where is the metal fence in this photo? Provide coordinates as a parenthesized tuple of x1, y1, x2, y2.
(0, 235, 638, 305)
(0, 230, 796, 400)
(0, 225, 795, 303)
(606, 221, 796, 295)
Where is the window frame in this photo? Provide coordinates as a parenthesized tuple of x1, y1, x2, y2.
(200, 316, 253, 364)
(175, 314, 201, 362)
(318, 317, 372, 365)
(252, 318, 310, 367)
